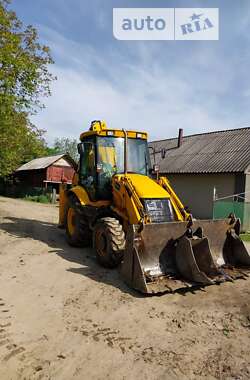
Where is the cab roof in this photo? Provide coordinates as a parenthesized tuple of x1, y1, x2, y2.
(80, 120, 148, 141)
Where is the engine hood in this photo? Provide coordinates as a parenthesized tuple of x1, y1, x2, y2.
(124, 174, 170, 199)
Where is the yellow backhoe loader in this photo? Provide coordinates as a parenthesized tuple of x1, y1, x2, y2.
(59, 121, 250, 294)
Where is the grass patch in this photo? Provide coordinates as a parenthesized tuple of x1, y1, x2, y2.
(24, 194, 50, 204)
(240, 233, 250, 242)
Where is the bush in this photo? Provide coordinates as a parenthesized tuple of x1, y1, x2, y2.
(24, 194, 50, 203)
(0, 181, 56, 203)
(240, 233, 250, 242)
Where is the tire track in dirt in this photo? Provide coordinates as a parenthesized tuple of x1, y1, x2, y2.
(62, 292, 250, 378)
(0, 298, 25, 363)
(0, 299, 52, 379)
(62, 295, 187, 371)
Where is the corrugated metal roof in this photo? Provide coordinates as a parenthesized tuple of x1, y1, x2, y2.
(149, 127, 250, 174)
(16, 154, 71, 171)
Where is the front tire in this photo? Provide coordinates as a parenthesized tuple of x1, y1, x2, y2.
(93, 217, 125, 268)
(65, 199, 92, 247)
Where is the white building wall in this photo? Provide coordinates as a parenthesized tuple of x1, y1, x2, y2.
(166, 173, 236, 219)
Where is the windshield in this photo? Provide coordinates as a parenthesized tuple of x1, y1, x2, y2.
(97, 136, 151, 175)
(127, 138, 151, 175)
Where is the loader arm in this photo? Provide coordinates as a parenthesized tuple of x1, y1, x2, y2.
(157, 176, 190, 221)
(111, 175, 149, 227)
(122, 176, 146, 223)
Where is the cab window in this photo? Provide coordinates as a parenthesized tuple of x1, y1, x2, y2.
(79, 139, 96, 199)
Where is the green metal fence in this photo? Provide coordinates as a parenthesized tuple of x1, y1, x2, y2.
(213, 200, 250, 232)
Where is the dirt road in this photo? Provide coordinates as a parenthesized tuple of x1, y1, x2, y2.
(0, 196, 249, 379)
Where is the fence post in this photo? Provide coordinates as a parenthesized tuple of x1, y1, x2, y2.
(51, 188, 57, 204)
(212, 187, 217, 219)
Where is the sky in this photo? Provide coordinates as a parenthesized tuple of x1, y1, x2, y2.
(10, 0, 250, 144)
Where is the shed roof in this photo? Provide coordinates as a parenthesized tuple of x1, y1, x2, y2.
(149, 127, 250, 174)
(16, 154, 76, 172)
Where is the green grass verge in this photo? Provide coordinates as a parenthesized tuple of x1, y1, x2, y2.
(240, 233, 250, 242)
(24, 194, 50, 204)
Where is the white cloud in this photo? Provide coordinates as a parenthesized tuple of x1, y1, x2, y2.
(33, 25, 235, 145)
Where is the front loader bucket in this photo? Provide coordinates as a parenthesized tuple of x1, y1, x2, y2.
(120, 218, 250, 294)
(175, 236, 219, 285)
(224, 230, 250, 267)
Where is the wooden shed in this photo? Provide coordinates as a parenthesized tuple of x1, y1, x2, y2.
(14, 154, 76, 192)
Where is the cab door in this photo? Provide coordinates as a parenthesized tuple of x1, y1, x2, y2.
(78, 137, 97, 200)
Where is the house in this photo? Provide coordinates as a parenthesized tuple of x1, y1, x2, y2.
(149, 127, 250, 228)
(14, 154, 77, 192)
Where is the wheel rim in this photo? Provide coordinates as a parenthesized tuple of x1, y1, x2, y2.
(67, 207, 76, 236)
(96, 230, 107, 257)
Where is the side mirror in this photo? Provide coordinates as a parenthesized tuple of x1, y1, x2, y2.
(77, 143, 84, 155)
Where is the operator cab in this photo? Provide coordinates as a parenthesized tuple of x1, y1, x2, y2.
(77, 121, 151, 200)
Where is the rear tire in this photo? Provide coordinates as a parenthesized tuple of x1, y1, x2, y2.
(65, 199, 92, 247)
(93, 217, 125, 268)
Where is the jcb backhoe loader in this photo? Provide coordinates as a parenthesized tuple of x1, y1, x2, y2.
(59, 121, 250, 294)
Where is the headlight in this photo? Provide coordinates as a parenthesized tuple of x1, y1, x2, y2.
(142, 198, 175, 223)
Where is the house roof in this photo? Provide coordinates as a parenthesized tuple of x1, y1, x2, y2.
(16, 154, 76, 172)
(149, 127, 250, 174)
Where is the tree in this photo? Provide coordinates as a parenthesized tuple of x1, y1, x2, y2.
(45, 146, 61, 156)
(53, 137, 78, 162)
(0, 111, 47, 176)
(0, 0, 54, 112)
(0, 0, 55, 177)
